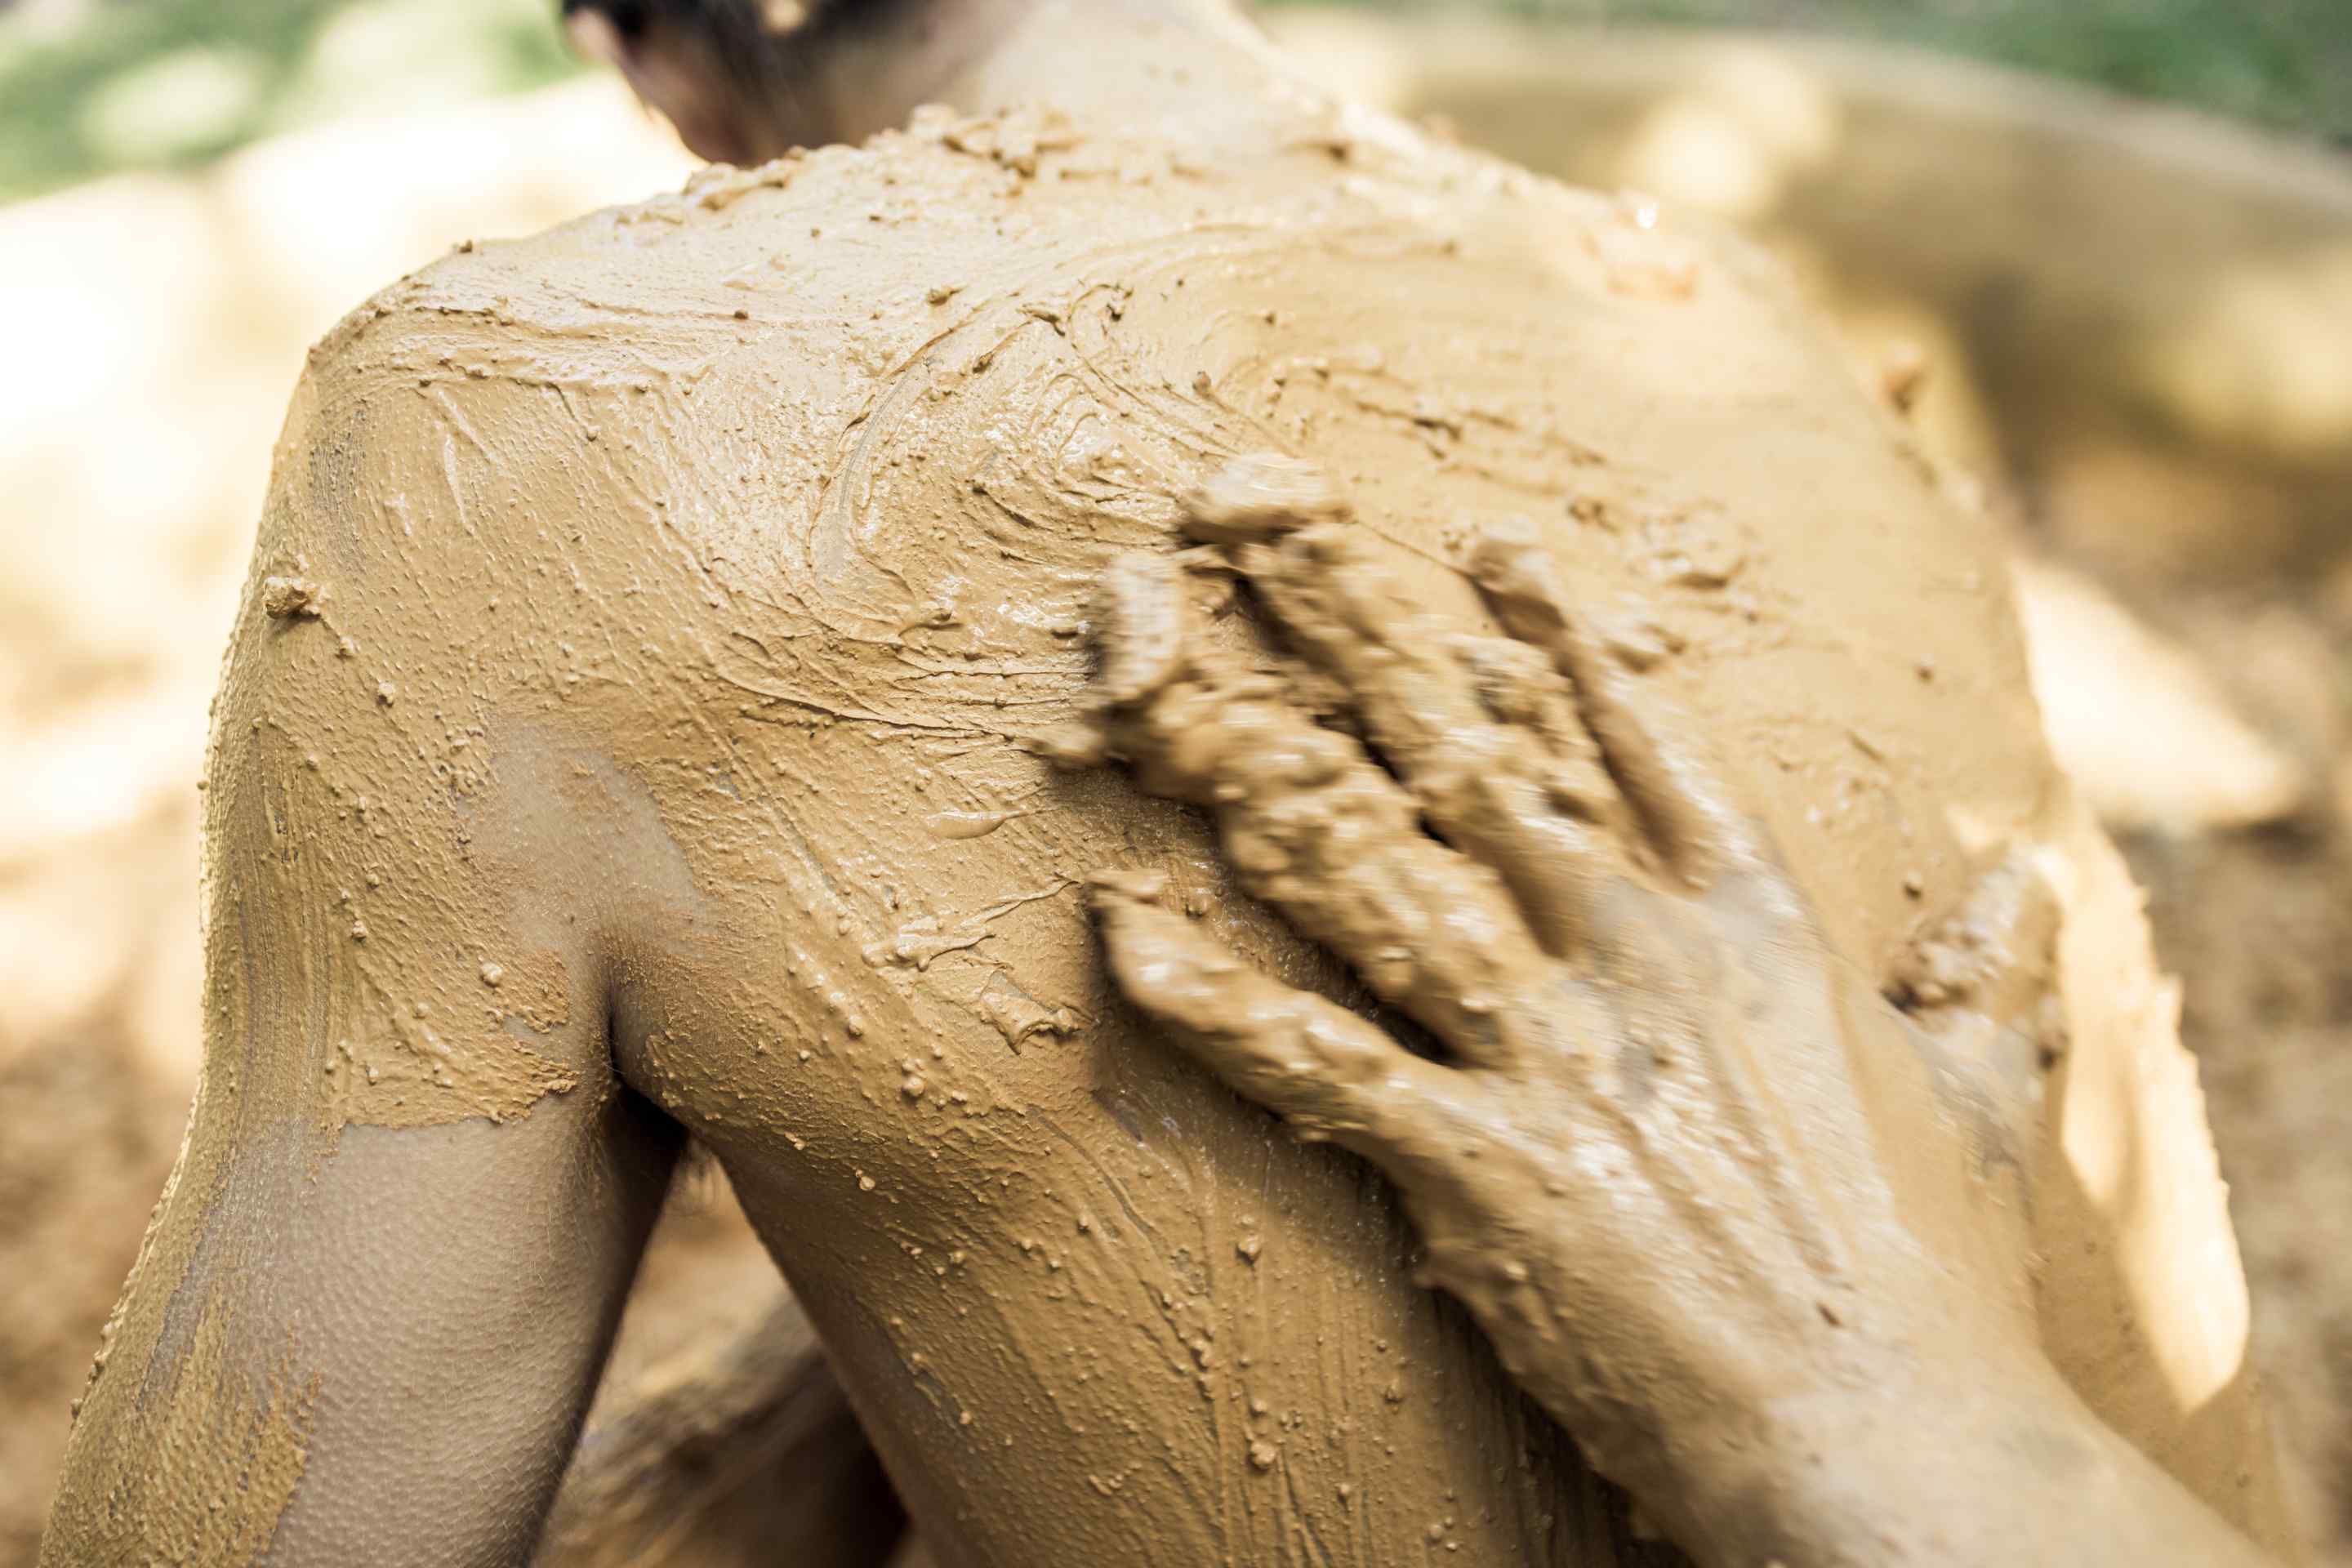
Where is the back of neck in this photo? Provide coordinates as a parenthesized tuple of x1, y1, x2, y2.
(824, 0, 1293, 149)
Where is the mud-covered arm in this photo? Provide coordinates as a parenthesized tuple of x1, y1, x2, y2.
(1667, 1356, 2278, 1568)
(36, 389, 689, 1566)
(1081, 464, 2278, 1568)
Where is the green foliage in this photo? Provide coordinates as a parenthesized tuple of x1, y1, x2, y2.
(0, 0, 583, 203)
(1268, 0, 2352, 145)
(1, 0, 2344, 204)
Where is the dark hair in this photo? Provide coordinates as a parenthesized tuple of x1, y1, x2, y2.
(562, 0, 910, 48)
(561, 0, 919, 158)
(564, 0, 795, 108)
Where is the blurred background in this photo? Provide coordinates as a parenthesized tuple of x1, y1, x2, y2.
(1, 0, 2346, 1562)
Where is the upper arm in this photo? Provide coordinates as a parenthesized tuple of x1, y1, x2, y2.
(41, 304, 685, 1566)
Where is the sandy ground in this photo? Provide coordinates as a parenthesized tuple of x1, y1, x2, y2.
(2, 32, 2346, 1564)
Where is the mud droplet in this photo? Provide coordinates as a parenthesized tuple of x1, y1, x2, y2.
(1879, 341, 1930, 415)
(924, 808, 1013, 840)
(261, 576, 327, 618)
(1249, 1440, 1278, 1472)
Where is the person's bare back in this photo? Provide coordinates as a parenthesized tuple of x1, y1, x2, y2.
(42, 3, 2293, 1564)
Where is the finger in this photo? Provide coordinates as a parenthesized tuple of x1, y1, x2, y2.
(1239, 523, 1639, 952)
(1178, 451, 1352, 546)
(1469, 519, 1758, 885)
(1091, 551, 1548, 1067)
(1091, 549, 1189, 706)
(1090, 872, 1506, 1195)
(1891, 848, 2063, 1165)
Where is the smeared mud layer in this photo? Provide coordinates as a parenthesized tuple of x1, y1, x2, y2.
(43, 1289, 316, 1567)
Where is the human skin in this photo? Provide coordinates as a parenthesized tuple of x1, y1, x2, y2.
(40, 1, 2290, 1565)
(1080, 491, 2281, 1567)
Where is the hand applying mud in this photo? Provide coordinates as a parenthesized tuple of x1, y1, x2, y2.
(1082, 458, 2280, 1568)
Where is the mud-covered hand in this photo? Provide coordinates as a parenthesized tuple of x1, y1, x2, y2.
(1080, 461, 2276, 1568)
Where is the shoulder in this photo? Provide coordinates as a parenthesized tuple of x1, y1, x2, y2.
(223, 131, 1071, 804)
(264, 116, 1094, 574)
